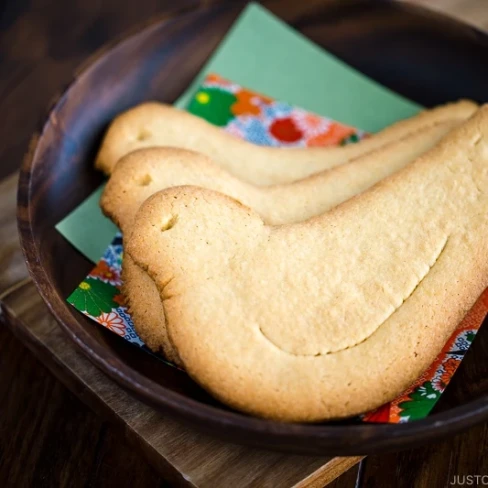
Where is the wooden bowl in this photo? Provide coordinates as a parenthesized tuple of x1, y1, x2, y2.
(18, 0, 488, 455)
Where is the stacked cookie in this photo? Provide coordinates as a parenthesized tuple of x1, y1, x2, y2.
(97, 100, 488, 422)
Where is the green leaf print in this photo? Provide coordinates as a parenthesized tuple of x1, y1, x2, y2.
(466, 331, 476, 343)
(68, 277, 119, 317)
(398, 381, 441, 421)
(187, 88, 237, 126)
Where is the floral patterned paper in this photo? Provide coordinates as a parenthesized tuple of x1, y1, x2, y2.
(68, 73, 487, 423)
(69, 235, 148, 349)
(187, 74, 364, 146)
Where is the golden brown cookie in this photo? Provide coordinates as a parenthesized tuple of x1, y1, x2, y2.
(102, 115, 472, 364)
(102, 120, 466, 232)
(127, 106, 488, 421)
(95, 100, 477, 184)
(121, 256, 180, 364)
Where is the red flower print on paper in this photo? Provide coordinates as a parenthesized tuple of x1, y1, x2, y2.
(363, 403, 391, 423)
(269, 117, 303, 143)
(96, 312, 127, 337)
(89, 260, 121, 286)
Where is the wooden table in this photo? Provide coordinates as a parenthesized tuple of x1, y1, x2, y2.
(1, 1, 488, 487)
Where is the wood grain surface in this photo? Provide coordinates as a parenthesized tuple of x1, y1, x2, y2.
(1, 278, 362, 488)
(1, 0, 488, 487)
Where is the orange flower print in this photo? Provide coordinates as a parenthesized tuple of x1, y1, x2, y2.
(89, 260, 120, 286)
(308, 123, 356, 147)
(437, 358, 460, 389)
(113, 293, 126, 307)
(388, 404, 402, 423)
(96, 312, 127, 337)
(231, 89, 273, 117)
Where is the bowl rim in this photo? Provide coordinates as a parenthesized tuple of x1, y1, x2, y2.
(17, 0, 488, 455)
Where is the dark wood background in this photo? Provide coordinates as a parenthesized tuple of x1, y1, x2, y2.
(1, 0, 488, 486)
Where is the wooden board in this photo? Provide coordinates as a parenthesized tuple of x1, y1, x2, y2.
(1, 172, 361, 487)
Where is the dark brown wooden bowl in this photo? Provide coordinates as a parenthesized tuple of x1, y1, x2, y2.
(17, 0, 488, 455)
